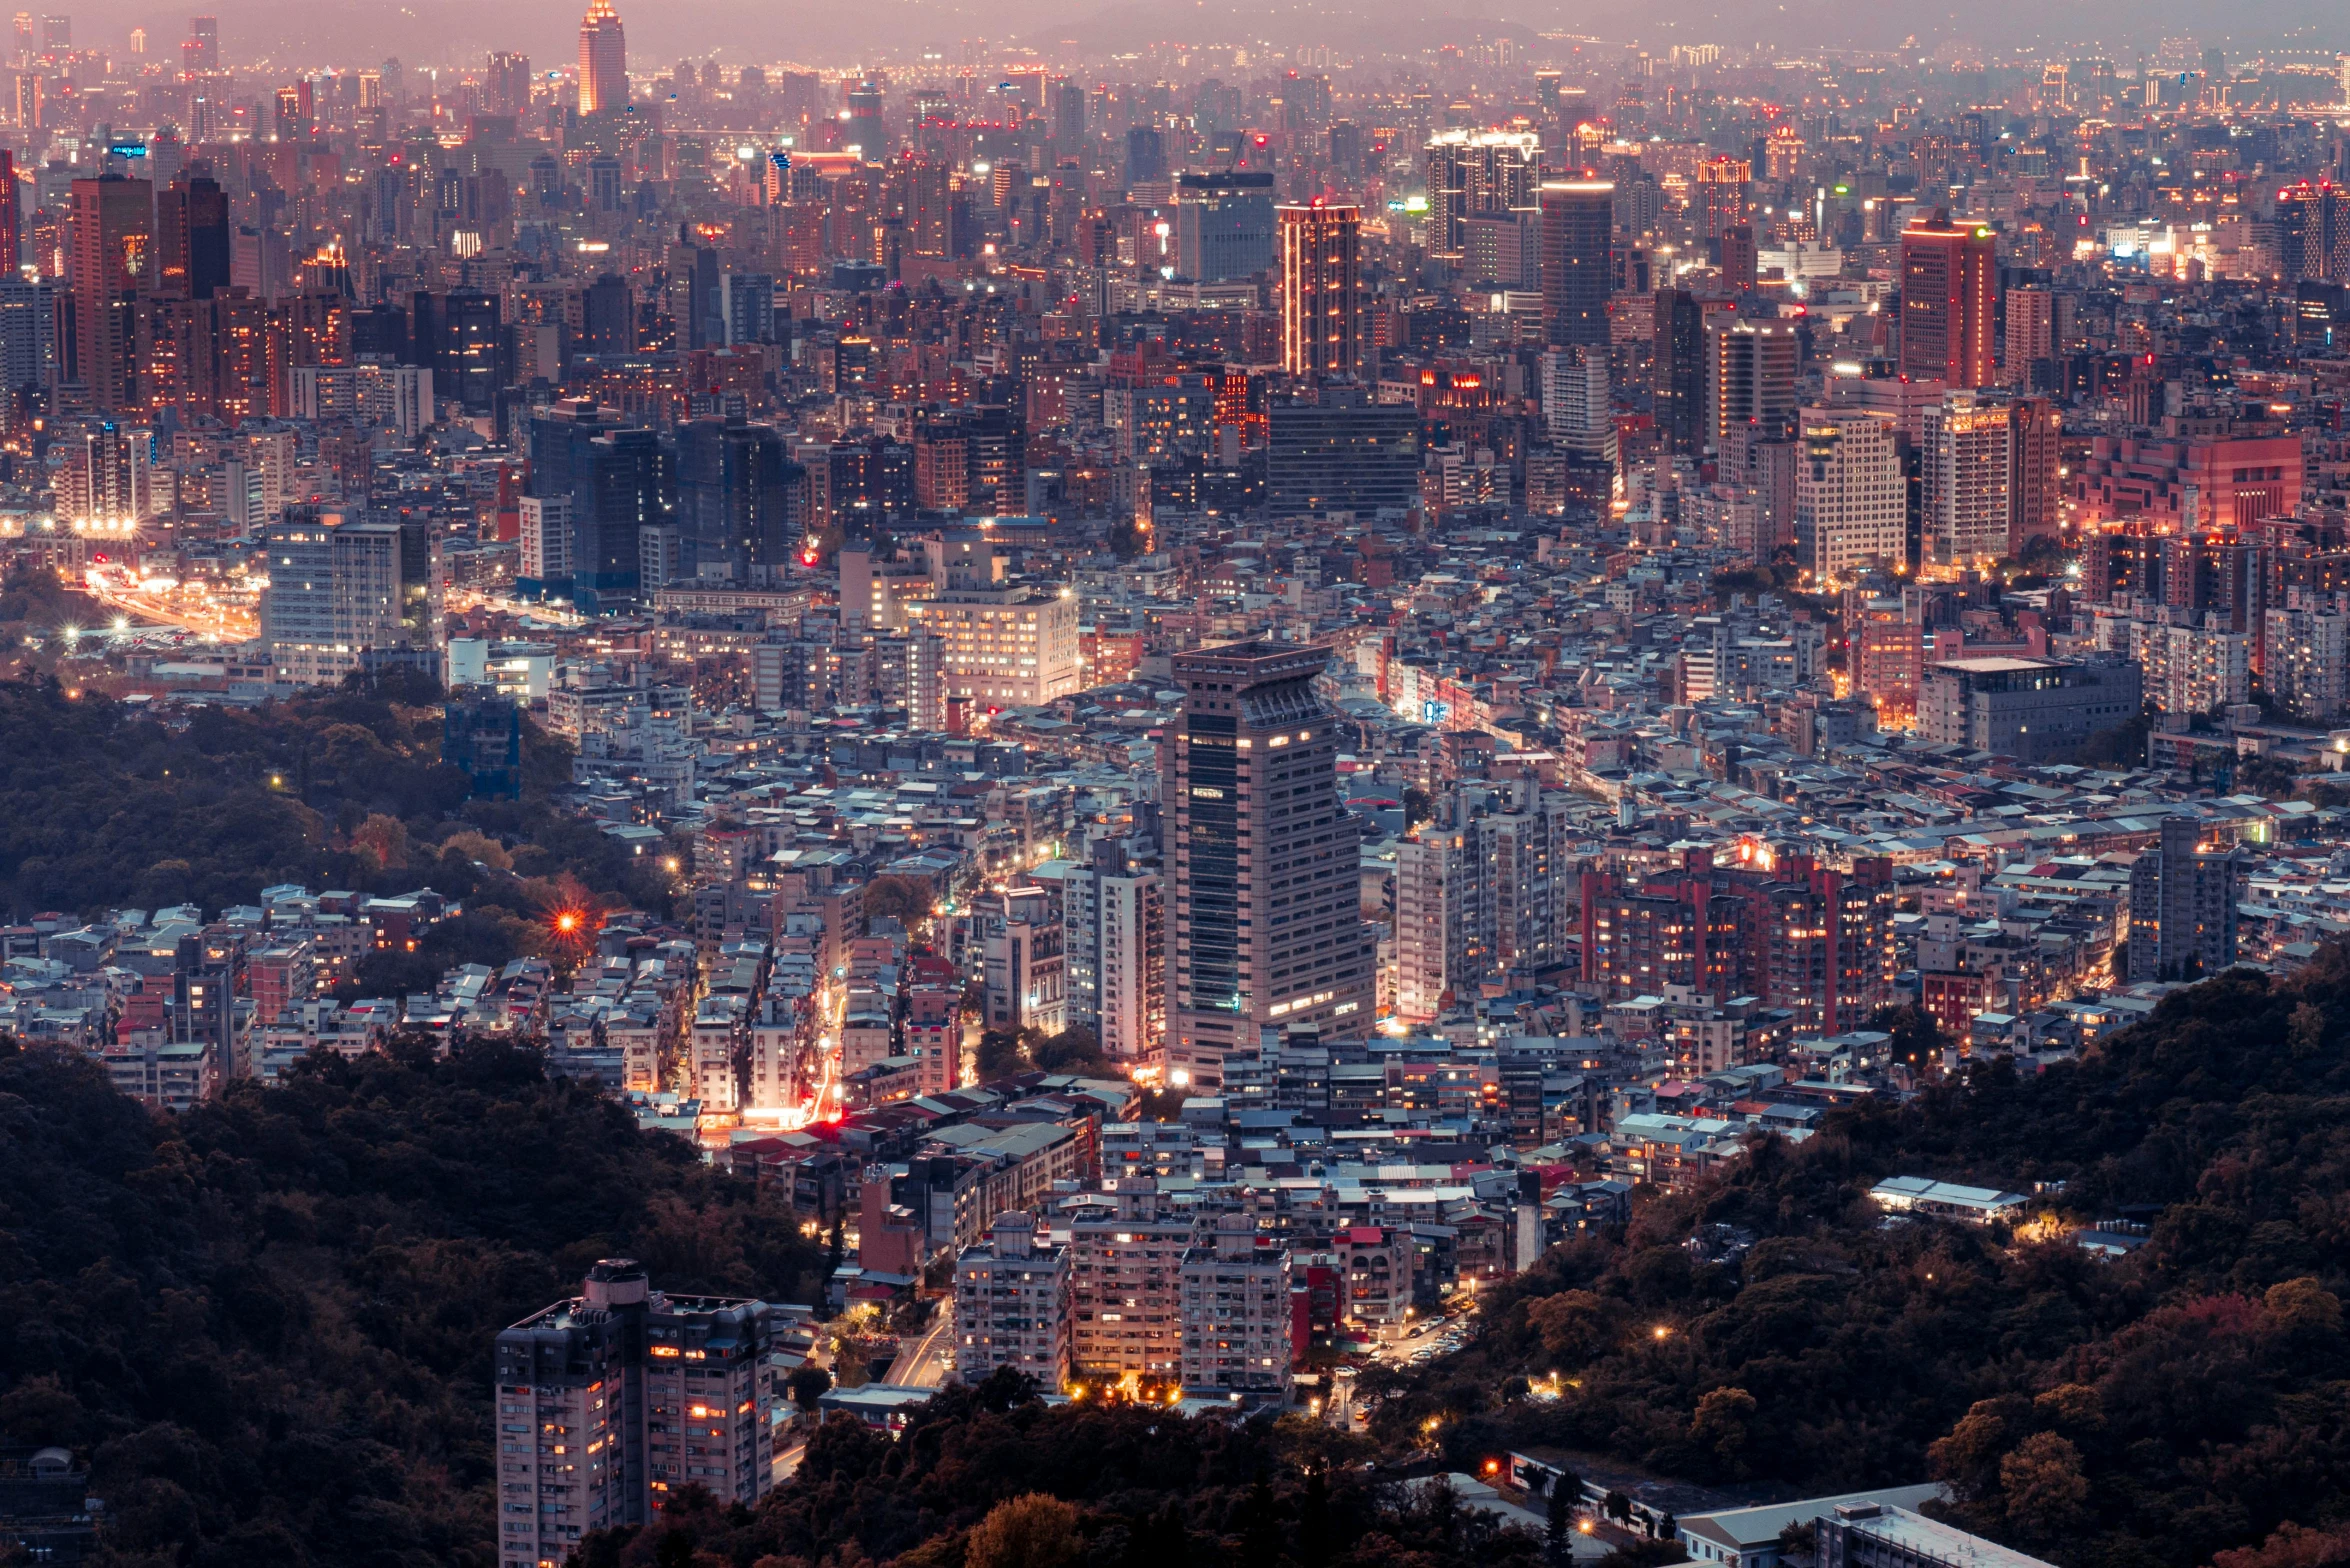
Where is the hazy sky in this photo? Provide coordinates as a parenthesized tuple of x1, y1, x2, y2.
(57, 0, 2337, 75)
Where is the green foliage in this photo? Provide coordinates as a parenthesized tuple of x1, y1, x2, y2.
(0, 1042, 826, 1567)
(0, 673, 673, 922)
(1386, 960, 2350, 1568)
(975, 1026, 1112, 1083)
(571, 1386, 1536, 1568)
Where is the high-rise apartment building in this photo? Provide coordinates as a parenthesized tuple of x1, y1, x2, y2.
(1069, 1182, 1196, 1379)
(155, 169, 230, 299)
(1541, 344, 1616, 479)
(260, 510, 403, 688)
(2003, 285, 2054, 382)
(1652, 287, 1706, 454)
(1539, 181, 1613, 348)
(1166, 642, 1375, 1091)
(485, 51, 534, 116)
(1178, 1214, 1293, 1400)
(70, 175, 152, 411)
(1279, 200, 1362, 378)
(0, 150, 17, 271)
(494, 1260, 776, 1568)
(2127, 816, 2239, 983)
(1397, 785, 1588, 1023)
(577, 0, 627, 116)
(2266, 596, 2350, 722)
(2278, 181, 2350, 283)
(1923, 392, 2014, 567)
(1395, 814, 1476, 1023)
(55, 419, 152, 529)
(1899, 209, 1997, 388)
(1423, 129, 1540, 256)
(675, 417, 805, 584)
(953, 1211, 1072, 1388)
(1061, 836, 1164, 1063)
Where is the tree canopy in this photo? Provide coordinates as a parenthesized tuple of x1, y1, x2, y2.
(1378, 958, 2350, 1568)
(0, 1039, 827, 1568)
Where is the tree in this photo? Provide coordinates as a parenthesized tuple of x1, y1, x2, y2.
(787, 1365, 832, 1411)
(1547, 1471, 1583, 1564)
(1689, 1387, 1758, 1473)
(863, 874, 934, 931)
(965, 1493, 1081, 1568)
(1998, 1432, 2090, 1543)
(2212, 1524, 2350, 1568)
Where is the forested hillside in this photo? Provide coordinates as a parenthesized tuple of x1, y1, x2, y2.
(0, 670, 670, 922)
(0, 1041, 827, 1568)
(1375, 959, 2350, 1568)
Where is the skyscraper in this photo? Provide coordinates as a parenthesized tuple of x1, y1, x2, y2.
(676, 416, 806, 583)
(1278, 200, 1361, 379)
(0, 150, 18, 271)
(1794, 407, 1904, 581)
(1922, 391, 2014, 567)
(155, 168, 229, 299)
(1174, 170, 1275, 282)
(1539, 180, 1613, 348)
(1704, 317, 1799, 452)
(182, 15, 218, 73)
(1165, 642, 1376, 1091)
(577, 0, 627, 117)
(1899, 208, 1997, 388)
(69, 175, 153, 412)
(1423, 129, 1540, 256)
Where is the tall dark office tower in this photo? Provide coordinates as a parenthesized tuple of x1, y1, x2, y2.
(1125, 124, 1167, 186)
(1540, 180, 1613, 349)
(411, 287, 504, 412)
(2277, 182, 2350, 284)
(156, 169, 229, 298)
(1279, 200, 1362, 379)
(581, 273, 633, 355)
(1899, 208, 1998, 388)
(1652, 289, 1706, 455)
(0, 150, 18, 271)
(1165, 642, 1376, 1092)
(572, 427, 672, 609)
(182, 14, 217, 72)
(69, 175, 152, 412)
(677, 417, 805, 583)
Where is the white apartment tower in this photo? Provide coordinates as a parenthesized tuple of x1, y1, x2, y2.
(1794, 407, 1904, 582)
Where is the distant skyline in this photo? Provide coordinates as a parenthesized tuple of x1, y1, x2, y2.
(34, 1, 2350, 75)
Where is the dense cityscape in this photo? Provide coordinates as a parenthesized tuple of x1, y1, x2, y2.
(0, 9, 2347, 1568)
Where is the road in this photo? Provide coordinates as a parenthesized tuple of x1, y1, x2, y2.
(885, 1309, 956, 1388)
(78, 569, 258, 643)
